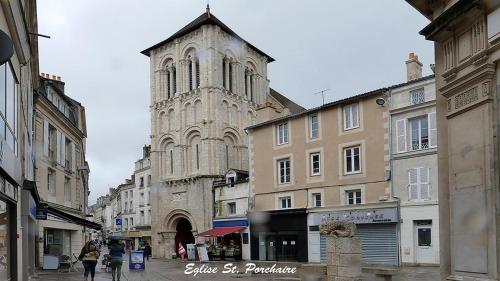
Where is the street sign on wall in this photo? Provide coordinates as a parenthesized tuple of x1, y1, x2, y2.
(36, 208, 48, 220)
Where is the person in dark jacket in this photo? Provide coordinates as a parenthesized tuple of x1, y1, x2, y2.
(144, 243, 152, 261)
(108, 239, 125, 281)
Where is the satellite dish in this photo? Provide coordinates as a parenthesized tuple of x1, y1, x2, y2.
(0, 30, 14, 65)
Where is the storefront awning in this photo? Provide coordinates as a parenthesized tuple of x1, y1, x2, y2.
(196, 226, 245, 237)
(47, 205, 102, 230)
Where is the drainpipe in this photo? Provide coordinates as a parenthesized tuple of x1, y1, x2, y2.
(386, 88, 402, 266)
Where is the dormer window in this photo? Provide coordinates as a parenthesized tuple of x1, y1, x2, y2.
(228, 177, 235, 187)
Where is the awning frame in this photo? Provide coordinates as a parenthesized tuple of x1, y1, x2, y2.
(196, 226, 246, 237)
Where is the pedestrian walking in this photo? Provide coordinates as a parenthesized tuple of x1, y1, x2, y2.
(144, 242, 152, 261)
(109, 239, 126, 281)
(79, 240, 100, 281)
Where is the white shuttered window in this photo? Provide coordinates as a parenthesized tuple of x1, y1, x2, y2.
(408, 167, 431, 201)
(428, 112, 437, 147)
(396, 119, 407, 153)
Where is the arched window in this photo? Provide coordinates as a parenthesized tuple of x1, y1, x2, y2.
(223, 134, 238, 170)
(187, 133, 201, 173)
(158, 111, 166, 133)
(184, 103, 192, 126)
(194, 100, 202, 123)
(231, 104, 238, 126)
(162, 140, 175, 178)
(222, 101, 230, 123)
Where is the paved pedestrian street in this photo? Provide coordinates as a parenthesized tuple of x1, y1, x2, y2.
(35, 253, 439, 281)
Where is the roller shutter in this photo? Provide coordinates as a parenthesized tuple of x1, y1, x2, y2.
(320, 223, 398, 266)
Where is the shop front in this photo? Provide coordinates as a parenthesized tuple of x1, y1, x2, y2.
(196, 218, 249, 261)
(308, 206, 400, 266)
(250, 209, 308, 262)
(0, 175, 18, 281)
(0, 130, 22, 280)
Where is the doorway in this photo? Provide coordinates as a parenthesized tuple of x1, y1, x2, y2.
(174, 218, 195, 256)
(414, 220, 433, 264)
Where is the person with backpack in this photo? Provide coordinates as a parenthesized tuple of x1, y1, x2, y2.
(108, 239, 126, 281)
(79, 240, 100, 281)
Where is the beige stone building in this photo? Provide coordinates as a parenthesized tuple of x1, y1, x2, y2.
(247, 87, 397, 264)
(34, 74, 91, 268)
(142, 7, 302, 258)
(390, 54, 439, 266)
(407, 0, 500, 280)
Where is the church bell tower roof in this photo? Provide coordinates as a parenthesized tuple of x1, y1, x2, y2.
(141, 8, 275, 62)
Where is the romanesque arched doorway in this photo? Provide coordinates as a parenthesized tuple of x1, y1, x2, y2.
(174, 218, 195, 256)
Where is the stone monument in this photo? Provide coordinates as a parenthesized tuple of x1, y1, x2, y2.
(320, 221, 362, 281)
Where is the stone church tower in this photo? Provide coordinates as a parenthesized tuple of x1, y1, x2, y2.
(141, 6, 303, 258)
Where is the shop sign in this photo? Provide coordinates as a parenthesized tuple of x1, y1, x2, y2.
(128, 251, 145, 270)
(3, 180, 17, 201)
(36, 208, 48, 220)
(316, 208, 398, 225)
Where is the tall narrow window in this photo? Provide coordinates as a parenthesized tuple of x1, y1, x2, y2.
(409, 116, 429, 150)
(47, 168, 55, 193)
(173, 68, 177, 93)
(310, 114, 318, 139)
(344, 146, 361, 174)
(245, 71, 249, 96)
(222, 60, 226, 89)
(312, 193, 322, 207)
(228, 63, 233, 92)
(196, 144, 200, 170)
(196, 60, 200, 88)
(166, 70, 171, 99)
(409, 167, 431, 201)
(278, 158, 291, 184)
(64, 177, 71, 203)
(277, 123, 289, 145)
(225, 145, 229, 170)
(189, 60, 193, 90)
(170, 150, 173, 174)
(343, 103, 359, 130)
(250, 75, 253, 101)
(310, 153, 321, 176)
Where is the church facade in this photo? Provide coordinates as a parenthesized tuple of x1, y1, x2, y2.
(141, 7, 302, 258)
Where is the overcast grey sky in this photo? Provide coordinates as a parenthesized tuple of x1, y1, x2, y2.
(37, 0, 433, 204)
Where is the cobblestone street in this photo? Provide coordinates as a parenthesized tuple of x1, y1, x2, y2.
(35, 254, 439, 281)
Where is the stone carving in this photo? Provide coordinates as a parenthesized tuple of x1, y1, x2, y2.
(319, 220, 356, 237)
(454, 87, 478, 110)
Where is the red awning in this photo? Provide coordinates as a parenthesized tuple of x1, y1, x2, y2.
(196, 226, 246, 237)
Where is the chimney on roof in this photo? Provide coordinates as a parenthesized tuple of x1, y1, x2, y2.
(52, 75, 57, 80)
(41, 72, 45, 77)
(406, 52, 423, 81)
(57, 76, 61, 81)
